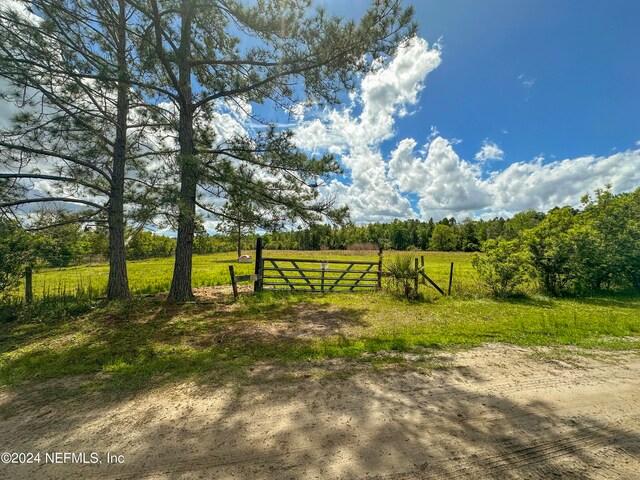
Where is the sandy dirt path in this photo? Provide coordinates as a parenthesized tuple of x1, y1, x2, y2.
(1, 345, 639, 479)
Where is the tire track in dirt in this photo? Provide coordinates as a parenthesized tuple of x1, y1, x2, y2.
(422, 426, 636, 479)
(114, 367, 640, 479)
(1, 346, 639, 480)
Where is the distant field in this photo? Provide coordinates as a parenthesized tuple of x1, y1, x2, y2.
(24, 250, 480, 298)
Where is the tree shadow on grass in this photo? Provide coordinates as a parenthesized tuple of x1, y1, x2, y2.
(2, 292, 639, 478)
(0, 293, 371, 399)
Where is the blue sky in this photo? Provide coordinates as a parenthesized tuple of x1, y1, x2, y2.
(2, 0, 639, 229)
(287, 0, 640, 223)
(404, 0, 640, 162)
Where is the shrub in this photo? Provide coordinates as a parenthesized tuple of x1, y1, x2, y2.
(385, 254, 420, 299)
(522, 207, 578, 295)
(0, 220, 31, 296)
(473, 239, 533, 297)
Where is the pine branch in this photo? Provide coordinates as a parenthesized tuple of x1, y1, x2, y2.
(25, 210, 105, 231)
(0, 141, 114, 186)
(1, 196, 107, 211)
(0, 173, 110, 195)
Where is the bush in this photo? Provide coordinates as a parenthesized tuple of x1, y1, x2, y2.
(522, 207, 578, 295)
(127, 231, 176, 259)
(473, 239, 533, 297)
(0, 220, 31, 295)
(385, 254, 420, 299)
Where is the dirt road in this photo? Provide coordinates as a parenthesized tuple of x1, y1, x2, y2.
(2, 345, 639, 479)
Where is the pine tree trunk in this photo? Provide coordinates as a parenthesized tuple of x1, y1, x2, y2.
(168, 145, 197, 301)
(168, 3, 196, 302)
(107, 195, 130, 299)
(106, 0, 130, 301)
(237, 222, 242, 258)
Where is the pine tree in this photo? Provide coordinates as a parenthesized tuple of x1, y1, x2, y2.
(0, 0, 164, 299)
(131, 0, 416, 301)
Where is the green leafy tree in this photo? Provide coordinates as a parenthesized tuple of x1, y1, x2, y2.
(577, 187, 640, 292)
(485, 217, 506, 240)
(504, 210, 545, 240)
(418, 219, 434, 250)
(0, 218, 32, 295)
(472, 239, 533, 297)
(430, 223, 456, 251)
(523, 207, 578, 295)
(389, 219, 410, 249)
(458, 218, 480, 252)
(86, 229, 110, 260)
(127, 230, 175, 259)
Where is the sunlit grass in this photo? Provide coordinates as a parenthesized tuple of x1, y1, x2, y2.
(3, 249, 637, 402)
(1, 288, 638, 399)
(23, 250, 480, 298)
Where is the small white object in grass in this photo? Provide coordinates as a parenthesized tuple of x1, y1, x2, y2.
(321, 262, 329, 270)
(238, 255, 253, 263)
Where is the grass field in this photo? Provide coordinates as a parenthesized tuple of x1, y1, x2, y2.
(24, 250, 479, 298)
(1, 246, 639, 398)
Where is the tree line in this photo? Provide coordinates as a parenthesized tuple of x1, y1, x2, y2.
(473, 187, 640, 296)
(0, 0, 416, 301)
(0, 203, 549, 280)
(2, 186, 639, 298)
(261, 210, 545, 251)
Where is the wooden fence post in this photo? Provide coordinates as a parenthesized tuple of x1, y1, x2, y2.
(229, 265, 238, 300)
(253, 237, 263, 293)
(25, 266, 33, 304)
(448, 262, 454, 296)
(377, 246, 383, 289)
(414, 258, 419, 295)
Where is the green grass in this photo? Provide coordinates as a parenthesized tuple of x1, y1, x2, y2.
(25, 251, 255, 297)
(23, 250, 479, 298)
(1, 283, 639, 399)
(2, 250, 638, 402)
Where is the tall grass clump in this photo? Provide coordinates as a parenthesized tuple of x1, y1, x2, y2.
(1, 279, 96, 324)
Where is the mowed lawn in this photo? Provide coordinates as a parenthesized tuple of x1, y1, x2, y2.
(25, 250, 477, 298)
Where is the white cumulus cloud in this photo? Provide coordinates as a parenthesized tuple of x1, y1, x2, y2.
(475, 140, 504, 162)
(294, 36, 442, 222)
(294, 36, 640, 223)
(488, 149, 640, 214)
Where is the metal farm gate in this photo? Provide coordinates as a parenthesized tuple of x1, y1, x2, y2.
(228, 239, 456, 299)
(253, 239, 382, 293)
